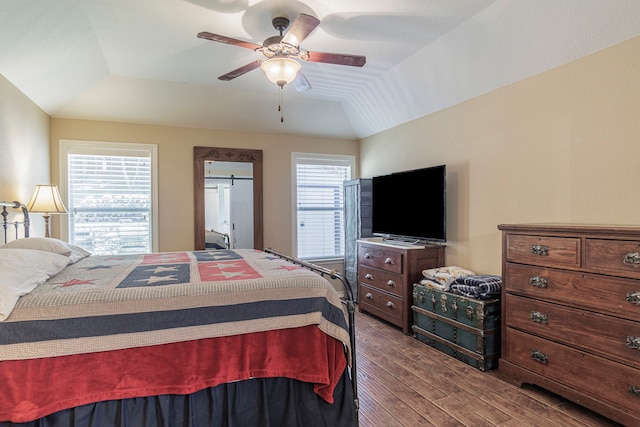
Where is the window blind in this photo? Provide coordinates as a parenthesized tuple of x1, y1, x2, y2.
(67, 153, 152, 255)
(295, 156, 352, 259)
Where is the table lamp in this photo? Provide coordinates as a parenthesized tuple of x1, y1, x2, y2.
(26, 185, 68, 238)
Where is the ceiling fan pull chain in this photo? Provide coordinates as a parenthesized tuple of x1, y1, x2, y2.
(279, 87, 283, 122)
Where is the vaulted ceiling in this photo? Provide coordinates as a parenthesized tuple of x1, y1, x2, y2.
(2, 1, 640, 139)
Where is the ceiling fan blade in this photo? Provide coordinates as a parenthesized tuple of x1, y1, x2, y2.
(306, 51, 366, 67)
(281, 14, 320, 46)
(197, 31, 263, 51)
(218, 60, 263, 81)
(293, 72, 312, 92)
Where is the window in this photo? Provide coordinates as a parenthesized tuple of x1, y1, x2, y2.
(59, 140, 158, 255)
(292, 153, 354, 260)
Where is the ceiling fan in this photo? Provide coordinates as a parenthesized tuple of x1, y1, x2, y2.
(197, 13, 366, 91)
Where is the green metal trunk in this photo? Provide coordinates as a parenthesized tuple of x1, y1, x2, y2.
(412, 284, 501, 371)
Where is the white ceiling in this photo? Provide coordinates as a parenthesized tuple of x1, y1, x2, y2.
(2, 0, 640, 140)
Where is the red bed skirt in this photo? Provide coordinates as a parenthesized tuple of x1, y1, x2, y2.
(1, 326, 347, 423)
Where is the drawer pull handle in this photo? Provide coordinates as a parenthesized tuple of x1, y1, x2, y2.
(530, 311, 548, 324)
(624, 252, 640, 267)
(386, 280, 396, 288)
(384, 257, 394, 265)
(627, 336, 640, 350)
(530, 245, 549, 256)
(629, 386, 640, 398)
(529, 276, 548, 288)
(365, 293, 373, 300)
(365, 273, 373, 280)
(531, 350, 548, 364)
(626, 291, 640, 305)
(364, 253, 372, 259)
(386, 301, 395, 309)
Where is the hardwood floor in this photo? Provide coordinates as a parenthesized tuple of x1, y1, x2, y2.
(353, 308, 623, 427)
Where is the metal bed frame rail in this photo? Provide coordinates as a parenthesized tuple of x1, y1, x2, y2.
(263, 247, 359, 425)
(1, 201, 29, 243)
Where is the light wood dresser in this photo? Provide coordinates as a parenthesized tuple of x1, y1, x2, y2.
(498, 224, 640, 426)
(357, 240, 444, 334)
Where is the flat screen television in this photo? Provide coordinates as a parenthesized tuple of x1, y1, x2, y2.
(371, 165, 446, 243)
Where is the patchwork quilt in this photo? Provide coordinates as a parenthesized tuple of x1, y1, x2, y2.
(0, 249, 350, 361)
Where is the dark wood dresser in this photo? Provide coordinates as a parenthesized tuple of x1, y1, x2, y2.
(358, 240, 444, 334)
(498, 224, 640, 426)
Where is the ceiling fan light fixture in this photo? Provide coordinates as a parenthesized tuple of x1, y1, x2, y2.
(260, 57, 301, 87)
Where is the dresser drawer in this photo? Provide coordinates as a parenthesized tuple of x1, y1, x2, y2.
(504, 263, 640, 322)
(505, 328, 640, 415)
(505, 294, 640, 369)
(586, 238, 640, 280)
(506, 234, 580, 268)
(358, 245, 403, 274)
(359, 284, 403, 324)
(358, 265, 404, 298)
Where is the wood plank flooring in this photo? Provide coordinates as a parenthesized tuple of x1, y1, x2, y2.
(353, 308, 623, 427)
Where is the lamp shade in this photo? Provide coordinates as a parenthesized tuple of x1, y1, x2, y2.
(26, 185, 67, 214)
(260, 57, 301, 87)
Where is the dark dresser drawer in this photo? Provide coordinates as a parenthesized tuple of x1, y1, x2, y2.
(358, 246, 403, 274)
(506, 234, 580, 268)
(358, 265, 404, 298)
(505, 328, 640, 416)
(359, 284, 402, 324)
(585, 238, 640, 280)
(504, 263, 640, 321)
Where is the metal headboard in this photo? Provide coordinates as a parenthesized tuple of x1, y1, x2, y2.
(1, 201, 30, 243)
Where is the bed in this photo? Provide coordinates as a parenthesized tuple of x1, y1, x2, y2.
(0, 201, 358, 426)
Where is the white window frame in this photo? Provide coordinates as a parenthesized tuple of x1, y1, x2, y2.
(59, 139, 159, 253)
(291, 152, 355, 261)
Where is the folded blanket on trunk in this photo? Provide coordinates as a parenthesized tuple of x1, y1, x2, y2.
(449, 275, 502, 300)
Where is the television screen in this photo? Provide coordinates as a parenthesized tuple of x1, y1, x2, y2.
(371, 165, 446, 243)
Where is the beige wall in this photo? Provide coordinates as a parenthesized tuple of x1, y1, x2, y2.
(50, 120, 358, 254)
(0, 74, 50, 236)
(360, 36, 640, 275)
(6, 35, 639, 279)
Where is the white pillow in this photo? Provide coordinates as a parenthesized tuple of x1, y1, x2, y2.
(0, 249, 70, 321)
(67, 244, 92, 264)
(1, 237, 71, 256)
(1, 237, 91, 264)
